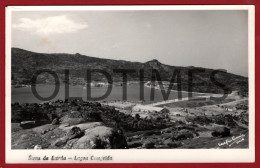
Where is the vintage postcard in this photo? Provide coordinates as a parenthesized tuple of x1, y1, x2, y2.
(5, 5, 255, 163)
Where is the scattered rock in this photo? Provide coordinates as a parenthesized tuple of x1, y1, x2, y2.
(11, 100, 248, 149)
(52, 118, 59, 125)
(34, 144, 42, 149)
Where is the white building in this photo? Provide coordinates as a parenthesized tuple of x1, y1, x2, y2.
(132, 104, 169, 113)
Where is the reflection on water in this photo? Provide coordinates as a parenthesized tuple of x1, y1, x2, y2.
(11, 84, 202, 104)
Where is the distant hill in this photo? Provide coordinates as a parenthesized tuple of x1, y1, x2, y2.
(11, 48, 248, 95)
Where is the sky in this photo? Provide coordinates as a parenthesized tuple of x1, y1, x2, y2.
(11, 10, 248, 76)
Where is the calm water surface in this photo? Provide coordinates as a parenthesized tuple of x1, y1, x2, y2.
(11, 84, 203, 104)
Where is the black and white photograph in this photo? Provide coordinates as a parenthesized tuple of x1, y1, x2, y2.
(5, 5, 255, 163)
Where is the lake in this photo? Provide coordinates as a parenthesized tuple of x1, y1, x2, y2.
(11, 84, 204, 104)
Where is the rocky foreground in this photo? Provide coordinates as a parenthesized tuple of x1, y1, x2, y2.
(11, 99, 249, 149)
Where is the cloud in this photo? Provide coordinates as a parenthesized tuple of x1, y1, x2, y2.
(13, 15, 88, 35)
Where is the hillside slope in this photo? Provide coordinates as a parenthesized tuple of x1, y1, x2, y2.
(11, 48, 248, 95)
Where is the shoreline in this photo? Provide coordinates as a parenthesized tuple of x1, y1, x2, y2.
(11, 83, 224, 104)
(143, 83, 221, 96)
(13, 82, 221, 96)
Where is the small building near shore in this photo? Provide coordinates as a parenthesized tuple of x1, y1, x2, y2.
(223, 105, 237, 112)
(132, 104, 169, 113)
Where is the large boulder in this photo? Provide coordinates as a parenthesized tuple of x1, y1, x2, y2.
(53, 126, 84, 147)
(32, 124, 58, 135)
(69, 125, 127, 149)
(211, 127, 230, 138)
(60, 115, 85, 126)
